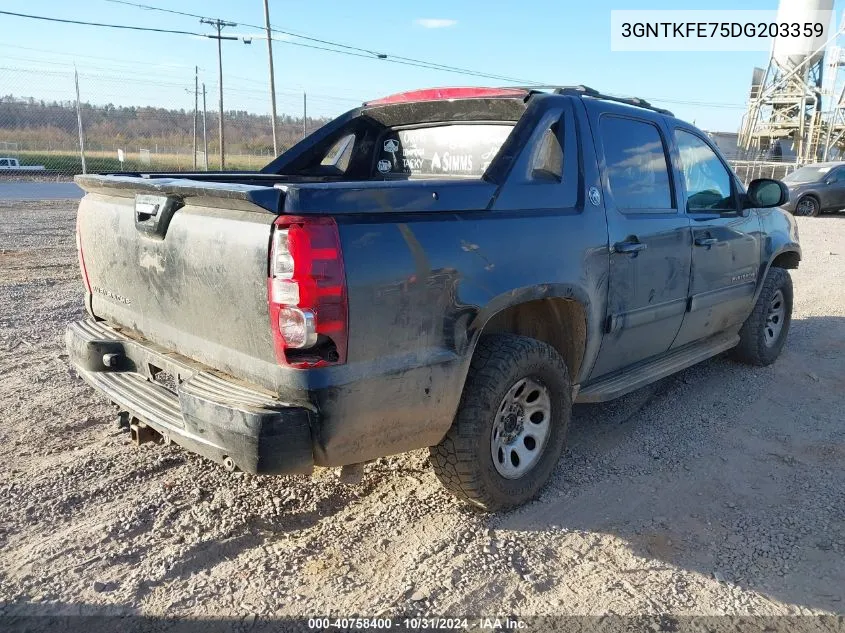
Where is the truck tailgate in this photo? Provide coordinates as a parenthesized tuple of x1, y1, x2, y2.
(76, 178, 280, 388)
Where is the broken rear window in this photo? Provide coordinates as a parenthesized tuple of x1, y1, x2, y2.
(375, 124, 513, 178)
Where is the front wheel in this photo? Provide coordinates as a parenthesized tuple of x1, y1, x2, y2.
(429, 334, 571, 511)
(732, 267, 793, 366)
(794, 196, 820, 217)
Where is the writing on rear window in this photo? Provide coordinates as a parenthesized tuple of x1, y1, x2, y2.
(376, 124, 513, 177)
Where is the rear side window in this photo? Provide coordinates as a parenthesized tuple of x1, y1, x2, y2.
(0, 159, 8, 166)
(320, 133, 355, 172)
(531, 126, 563, 182)
(600, 116, 673, 211)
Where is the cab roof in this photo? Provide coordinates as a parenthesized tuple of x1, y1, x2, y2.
(363, 85, 673, 117)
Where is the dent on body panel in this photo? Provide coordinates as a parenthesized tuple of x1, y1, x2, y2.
(344, 218, 492, 364)
(329, 207, 609, 462)
(332, 217, 500, 462)
(311, 359, 460, 466)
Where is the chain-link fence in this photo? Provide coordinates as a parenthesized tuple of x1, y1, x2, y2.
(728, 160, 802, 184)
(0, 65, 336, 179)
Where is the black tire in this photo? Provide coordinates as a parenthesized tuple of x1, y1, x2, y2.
(429, 334, 571, 511)
(731, 267, 793, 366)
(794, 195, 820, 217)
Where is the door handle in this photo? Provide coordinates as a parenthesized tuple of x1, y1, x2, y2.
(613, 240, 647, 255)
(695, 237, 719, 247)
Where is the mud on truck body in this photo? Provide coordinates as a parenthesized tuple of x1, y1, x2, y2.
(67, 86, 800, 510)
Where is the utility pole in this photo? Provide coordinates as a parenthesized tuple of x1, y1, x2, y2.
(200, 18, 237, 169)
(202, 83, 209, 171)
(303, 92, 307, 138)
(263, 0, 279, 156)
(193, 65, 198, 169)
(73, 66, 87, 175)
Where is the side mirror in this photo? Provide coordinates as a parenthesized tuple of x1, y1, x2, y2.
(745, 178, 789, 209)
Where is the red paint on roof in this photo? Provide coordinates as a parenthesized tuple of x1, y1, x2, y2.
(365, 87, 528, 106)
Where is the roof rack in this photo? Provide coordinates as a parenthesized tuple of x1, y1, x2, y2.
(516, 85, 674, 117)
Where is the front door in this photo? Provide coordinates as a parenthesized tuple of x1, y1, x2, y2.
(588, 112, 692, 379)
(821, 165, 845, 211)
(670, 128, 761, 348)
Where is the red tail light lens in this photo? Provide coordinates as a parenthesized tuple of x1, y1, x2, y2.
(268, 216, 348, 368)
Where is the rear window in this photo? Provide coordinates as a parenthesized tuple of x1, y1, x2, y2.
(375, 124, 513, 178)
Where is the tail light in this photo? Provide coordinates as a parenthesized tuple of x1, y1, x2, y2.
(75, 216, 92, 294)
(268, 216, 348, 368)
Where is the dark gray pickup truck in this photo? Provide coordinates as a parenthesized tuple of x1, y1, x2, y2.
(67, 86, 800, 510)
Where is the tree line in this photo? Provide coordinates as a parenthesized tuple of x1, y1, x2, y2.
(0, 95, 331, 154)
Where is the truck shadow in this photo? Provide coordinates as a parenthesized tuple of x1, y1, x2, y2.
(495, 314, 845, 614)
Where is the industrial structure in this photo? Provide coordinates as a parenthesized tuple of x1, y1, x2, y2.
(738, 0, 844, 163)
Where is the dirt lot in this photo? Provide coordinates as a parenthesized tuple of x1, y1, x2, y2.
(1, 200, 843, 623)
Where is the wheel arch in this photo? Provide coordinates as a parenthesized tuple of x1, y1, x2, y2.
(754, 245, 801, 305)
(462, 284, 601, 392)
(771, 249, 801, 270)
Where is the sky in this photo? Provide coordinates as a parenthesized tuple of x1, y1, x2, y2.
(1, 0, 843, 131)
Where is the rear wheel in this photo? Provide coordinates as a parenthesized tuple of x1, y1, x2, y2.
(732, 267, 793, 366)
(795, 196, 820, 217)
(429, 334, 571, 511)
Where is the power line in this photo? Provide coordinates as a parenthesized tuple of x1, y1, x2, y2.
(0, 43, 204, 73)
(0, 10, 204, 37)
(1, 9, 750, 112)
(0, 47, 365, 103)
(100, 0, 542, 84)
(2, 5, 541, 84)
(2, 59, 747, 112)
(2, 63, 364, 108)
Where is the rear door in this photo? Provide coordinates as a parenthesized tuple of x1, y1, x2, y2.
(587, 108, 692, 378)
(670, 127, 761, 348)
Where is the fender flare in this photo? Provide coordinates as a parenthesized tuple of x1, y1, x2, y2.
(754, 244, 801, 304)
(458, 283, 602, 387)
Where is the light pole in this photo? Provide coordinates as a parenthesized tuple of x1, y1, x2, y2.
(185, 71, 199, 170)
(200, 18, 237, 169)
(263, 0, 279, 156)
(193, 65, 198, 169)
(202, 83, 209, 171)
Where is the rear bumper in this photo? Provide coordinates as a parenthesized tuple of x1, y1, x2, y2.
(65, 319, 315, 474)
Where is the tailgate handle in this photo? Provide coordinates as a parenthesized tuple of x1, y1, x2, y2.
(135, 194, 182, 239)
(136, 199, 160, 220)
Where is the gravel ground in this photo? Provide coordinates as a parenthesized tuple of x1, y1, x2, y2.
(0, 200, 843, 623)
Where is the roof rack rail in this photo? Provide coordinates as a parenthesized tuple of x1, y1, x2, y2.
(515, 85, 674, 117)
